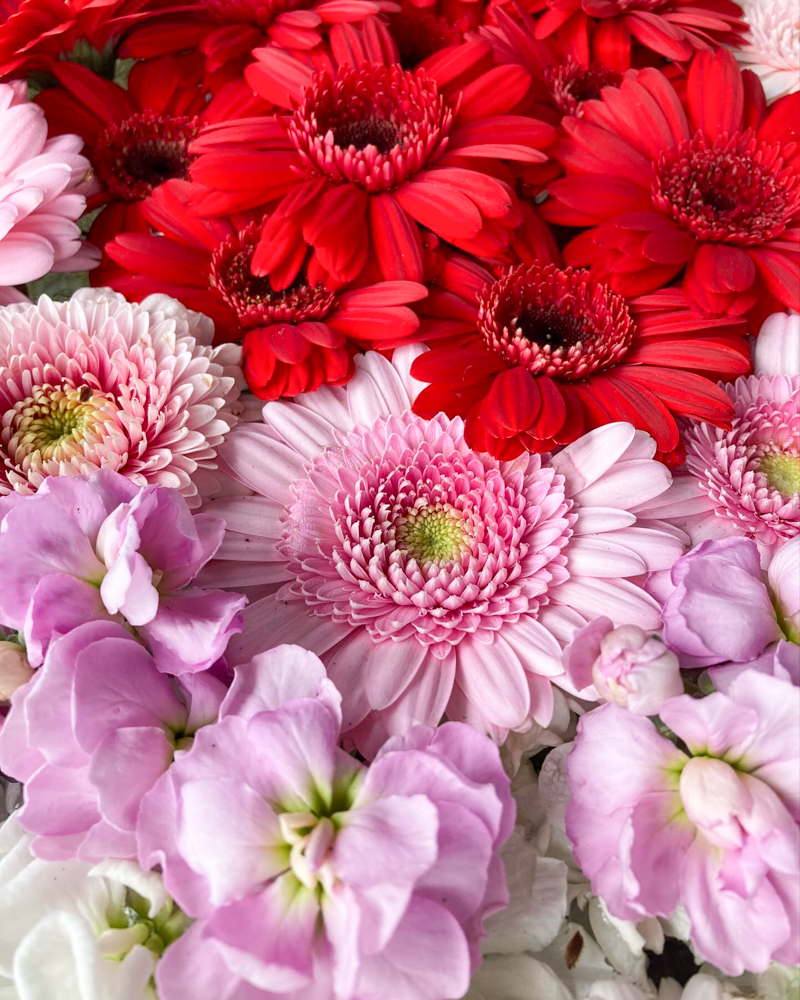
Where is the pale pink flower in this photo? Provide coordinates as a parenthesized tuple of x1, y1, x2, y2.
(735, 0, 800, 100)
(201, 349, 683, 751)
(566, 669, 800, 976)
(0, 620, 227, 862)
(143, 645, 514, 1000)
(563, 617, 683, 715)
(0, 81, 98, 297)
(0, 288, 243, 506)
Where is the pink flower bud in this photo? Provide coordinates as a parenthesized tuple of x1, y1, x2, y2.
(679, 757, 751, 851)
(0, 640, 32, 701)
(768, 537, 800, 643)
(591, 625, 683, 715)
(754, 312, 800, 377)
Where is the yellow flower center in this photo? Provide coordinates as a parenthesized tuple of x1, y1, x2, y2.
(6, 385, 122, 465)
(396, 504, 468, 564)
(760, 451, 800, 497)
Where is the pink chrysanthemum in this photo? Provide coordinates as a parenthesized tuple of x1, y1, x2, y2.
(736, 0, 799, 101)
(201, 348, 683, 751)
(0, 288, 243, 506)
(647, 373, 799, 550)
(0, 80, 98, 297)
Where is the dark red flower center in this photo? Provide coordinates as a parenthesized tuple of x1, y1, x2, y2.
(477, 263, 635, 379)
(94, 111, 200, 202)
(545, 59, 622, 116)
(651, 129, 800, 246)
(210, 223, 336, 328)
(287, 64, 453, 192)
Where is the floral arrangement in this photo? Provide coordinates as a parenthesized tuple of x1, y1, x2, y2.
(0, 0, 797, 997)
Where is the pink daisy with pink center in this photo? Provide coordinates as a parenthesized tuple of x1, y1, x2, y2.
(201, 348, 683, 750)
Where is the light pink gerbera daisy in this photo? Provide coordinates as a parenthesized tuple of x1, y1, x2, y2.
(0, 80, 99, 298)
(735, 0, 799, 101)
(200, 348, 684, 751)
(639, 313, 799, 553)
(0, 288, 243, 506)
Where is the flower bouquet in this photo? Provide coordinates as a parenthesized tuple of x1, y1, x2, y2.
(0, 0, 797, 996)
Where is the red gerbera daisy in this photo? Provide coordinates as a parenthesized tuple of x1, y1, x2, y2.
(542, 49, 800, 319)
(528, 0, 746, 65)
(104, 179, 428, 396)
(189, 39, 554, 288)
(35, 54, 267, 251)
(408, 251, 751, 458)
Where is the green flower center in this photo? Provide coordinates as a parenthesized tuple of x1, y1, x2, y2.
(102, 890, 189, 961)
(396, 504, 468, 564)
(760, 451, 800, 497)
(7, 385, 121, 464)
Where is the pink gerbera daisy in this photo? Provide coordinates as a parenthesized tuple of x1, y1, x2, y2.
(637, 311, 799, 552)
(200, 348, 684, 752)
(0, 288, 242, 505)
(640, 374, 799, 551)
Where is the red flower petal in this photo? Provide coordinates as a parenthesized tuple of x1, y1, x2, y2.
(613, 365, 735, 425)
(749, 246, 800, 311)
(685, 47, 744, 140)
(265, 324, 313, 364)
(368, 193, 424, 282)
(411, 347, 504, 383)
(393, 178, 482, 240)
(482, 367, 541, 436)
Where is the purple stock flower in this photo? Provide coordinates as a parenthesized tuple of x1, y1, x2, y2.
(0, 621, 227, 861)
(0, 470, 246, 673)
(654, 536, 789, 668)
(565, 669, 800, 976)
(139, 647, 515, 1000)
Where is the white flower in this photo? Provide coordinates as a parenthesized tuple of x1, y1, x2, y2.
(466, 954, 573, 1000)
(0, 815, 186, 1000)
(735, 0, 800, 100)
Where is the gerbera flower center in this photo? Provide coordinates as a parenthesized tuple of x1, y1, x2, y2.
(94, 111, 200, 202)
(651, 129, 800, 245)
(279, 412, 573, 657)
(287, 64, 453, 191)
(3, 385, 123, 467)
(395, 503, 469, 564)
(760, 451, 800, 496)
(477, 263, 635, 380)
(545, 60, 622, 116)
(210, 223, 336, 328)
